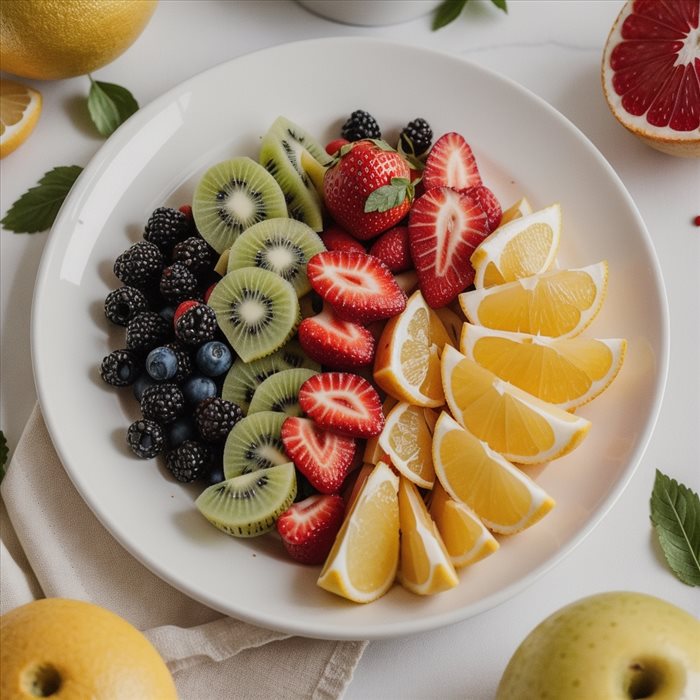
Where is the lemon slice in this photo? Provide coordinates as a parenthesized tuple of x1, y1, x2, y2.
(460, 323, 627, 411)
(378, 402, 437, 488)
(499, 196, 533, 226)
(374, 290, 446, 407)
(397, 478, 458, 595)
(432, 304, 462, 348)
(317, 461, 399, 603)
(460, 261, 608, 338)
(441, 345, 591, 464)
(432, 412, 555, 534)
(363, 395, 397, 465)
(429, 482, 499, 568)
(471, 204, 561, 288)
(0, 78, 42, 158)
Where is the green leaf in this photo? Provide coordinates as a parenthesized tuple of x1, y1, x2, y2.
(432, 0, 468, 30)
(650, 469, 700, 586)
(364, 178, 413, 213)
(491, 0, 508, 12)
(0, 431, 8, 483)
(1, 165, 83, 234)
(87, 78, 139, 137)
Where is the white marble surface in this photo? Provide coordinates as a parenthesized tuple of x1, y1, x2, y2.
(1, 1, 698, 698)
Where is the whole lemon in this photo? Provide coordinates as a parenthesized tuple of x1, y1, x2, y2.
(0, 598, 177, 699)
(0, 0, 158, 80)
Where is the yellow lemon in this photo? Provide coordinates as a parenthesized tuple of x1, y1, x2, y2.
(1, 0, 158, 80)
(0, 78, 41, 158)
(499, 196, 533, 226)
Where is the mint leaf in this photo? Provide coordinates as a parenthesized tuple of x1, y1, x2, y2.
(491, 0, 508, 12)
(650, 469, 700, 586)
(0, 431, 8, 483)
(365, 178, 413, 213)
(87, 78, 139, 137)
(1, 166, 83, 233)
(432, 0, 468, 30)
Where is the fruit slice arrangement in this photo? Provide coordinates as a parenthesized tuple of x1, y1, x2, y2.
(99, 111, 626, 605)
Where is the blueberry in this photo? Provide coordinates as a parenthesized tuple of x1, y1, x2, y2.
(182, 374, 218, 404)
(166, 416, 196, 448)
(146, 346, 178, 381)
(159, 305, 176, 325)
(133, 372, 157, 402)
(195, 341, 233, 377)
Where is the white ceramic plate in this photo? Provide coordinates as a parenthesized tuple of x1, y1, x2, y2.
(32, 38, 668, 640)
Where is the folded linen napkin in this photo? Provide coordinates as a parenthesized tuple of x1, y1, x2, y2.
(0, 404, 366, 699)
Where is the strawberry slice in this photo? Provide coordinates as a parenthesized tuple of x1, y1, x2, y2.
(276, 494, 345, 565)
(320, 225, 366, 254)
(306, 250, 407, 324)
(368, 225, 412, 273)
(298, 372, 385, 438)
(298, 306, 376, 369)
(408, 186, 489, 308)
(422, 132, 482, 192)
(281, 416, 357, 494)
(461, 184, 502, 233)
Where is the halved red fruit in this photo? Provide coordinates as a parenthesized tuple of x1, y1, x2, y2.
(422, 132, 482, 191)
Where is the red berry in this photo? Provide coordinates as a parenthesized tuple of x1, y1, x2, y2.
(368, 225, 412, 273)
(173, 299, 200, 324)
(203, 283, 217, 304)
(694, 215, 700, 226)
(320, 226, 366, 254)
(461, 185, 502, 233)
(422, 132, 482, 192)
(325, 138, 350, 156)
(178, 204, 193, 220)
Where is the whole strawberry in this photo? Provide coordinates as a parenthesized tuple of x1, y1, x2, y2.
(323, 140, 413, 241)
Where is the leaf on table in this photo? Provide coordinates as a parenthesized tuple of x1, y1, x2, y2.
(87, 78, 139, 137)
(0, 430, 8, 483)
(432, 0, 468, 30)
(1, 165, 83, 234)
(490, 0, 508, 13)
(650, 469, 700, 586)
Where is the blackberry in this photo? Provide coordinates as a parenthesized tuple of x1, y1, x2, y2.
(160, 263, 198, 304)
(127, 419, 166, 459)
(341, 110, 381, 142)
(172, 236, 217, 276)
(140, 382, 185, 424)
(398, 118, 433, 158)
(100, 349, 141, 387)
(143, 206, 190, 254)
(104, 286, 149, 326)
(194, 397, 243, 443)
(126, 311, 172, 354)
(164, 341, 194, 382)
(113, 241, 164, 290)
(174, 303, 217, 346)
(165, 440, 210, 483)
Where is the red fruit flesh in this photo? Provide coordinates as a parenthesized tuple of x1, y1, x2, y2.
(298, 372, 385, 438)
(422, 132, 482, 191)
(173, 299, 200, 324)
(325, 138, 350, 156)
(461, 185, 503, 233)
(368, 225, 412, 273)
(320, 226, 366, 254)
(408, 186, 489, 308)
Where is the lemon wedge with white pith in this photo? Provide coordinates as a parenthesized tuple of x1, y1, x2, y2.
(0, 79, 41, 158)
(499, 196, 533, 226)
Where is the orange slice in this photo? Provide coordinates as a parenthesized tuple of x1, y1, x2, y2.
(0, 78, 42, 158)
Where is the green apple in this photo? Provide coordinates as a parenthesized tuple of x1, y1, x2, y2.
(496, 591, 700, 700)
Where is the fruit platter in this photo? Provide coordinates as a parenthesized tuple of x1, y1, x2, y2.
(31, 39, 668, 639)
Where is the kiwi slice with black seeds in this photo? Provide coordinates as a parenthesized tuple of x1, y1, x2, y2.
(208, 267, 299, 363)
(228, 218, 325, 296)
(223, 410, 288, 479)
(192, 157, 287, 254)
(248, 367, 318, 416)
(195, 462, 296, 537)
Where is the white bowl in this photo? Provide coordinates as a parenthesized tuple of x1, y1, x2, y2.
(297, 0, 441, 26)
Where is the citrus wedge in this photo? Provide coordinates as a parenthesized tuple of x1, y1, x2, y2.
(432, 304, 462, 348)
(441, 346, 591, 464)
(374, 290, 446, 407)
(0, 78, 41, 158)
(499, 196, 533, 226)
(317, 461, 399, 603)
(460, 261, 608, 338)
(471, 204, 562, 288)
(378, 402, 436, 488)
(363, 395, 397, 465)
(432, 412, 556, 534)
(460, 323, 627, 411)
(397, 478, 458, 595)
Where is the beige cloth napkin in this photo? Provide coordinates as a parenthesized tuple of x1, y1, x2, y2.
(0, 405, 367, 699)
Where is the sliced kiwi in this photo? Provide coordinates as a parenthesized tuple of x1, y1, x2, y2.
(208, 267, 300, 363)
(228, 218, 325, 296)
(259, 116, 333, 232)
(192, 157, 287, 254)
(221, 339, 320, 413)
(223, 410, 289, 479)
(248, 367, 318, 416)
(195, 462, 297, 537)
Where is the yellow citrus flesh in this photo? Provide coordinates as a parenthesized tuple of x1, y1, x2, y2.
(318, 461, 399, 603)
(460, 324, 627, 411)
(362, 395, 397, 465)
(374, 290, 445, 407)
(0, 79, 41, 159)
(343, 463, 374, 512)
(0, 0, 157, 80)
(460, 262, 608, 338)
(471, 204, 561, 288)
(378, 402, 436, 488)
(432, 305, 462, 348)
(432, 413, 556, 534)
(397, 478, 458, 595)
(441, 346, 591, 464)
(499, 196, 533, 226)
(0, 598, 177, 699)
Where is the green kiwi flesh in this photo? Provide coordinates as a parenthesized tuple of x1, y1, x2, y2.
(193, 156, 287, 254)
(228, 218, 325, 296)
(208, 267, 300, 363)
(248, 368, 318, 416)
(195, 462, 297, 538)
(223, 410, 288, 479)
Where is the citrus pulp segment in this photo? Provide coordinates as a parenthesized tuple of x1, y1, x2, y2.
(0, 78, 41, 158)
(499, 196, 533, 226)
